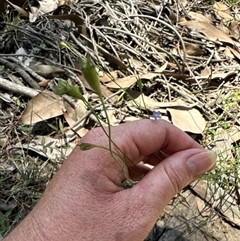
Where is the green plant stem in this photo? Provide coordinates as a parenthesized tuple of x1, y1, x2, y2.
(80, 96, 137, 180)
(84, 97, 144, 180)
(79, 142, 132, 183)
(99, 95, 113, 157)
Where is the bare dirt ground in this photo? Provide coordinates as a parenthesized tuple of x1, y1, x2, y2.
(0, 0, 240, 240)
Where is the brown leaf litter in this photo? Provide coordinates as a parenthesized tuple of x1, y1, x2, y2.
(0, 0, 240, 240)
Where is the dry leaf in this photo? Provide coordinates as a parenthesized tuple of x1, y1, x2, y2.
(29, 6, 40, 22)
(179, 18, 237, 45)
(102, 109, 118, 125)
(185, 43, 204, 56)
(63, 99, 88, 139)
(123, 116, 142, 122)
(218, 21, 230, 35)
(201, 66, 211, 76)
(63, 111, 75, 126)
(100, 84, 119, 104)
(213, 2, 233, 22)
(38, 0, 78, 13)
(131, 59, 143, 69)
(229, 20, 240, 40)
(197, 69, 236, 82)
(13, 136, 74, 159)
(106, 70, 163, 90)
(155, 62, 168, 73)
(224, 46, 235, 58)
(167, 108, 206, 134)
(30, 65, 64, 76)
(171, 43, 204, 56)
(187, 11, 212, 23)
(99, 71, 118, 83)
(106, 76, 137, 89)
(63, 111, 88, 138)
(162, 71, 196, 84)
(228, 46, 240, 61)
(21, 91, 64, 125)
(75, 99, 87, 120)
(6, 0, 29, 17)
(127, 91, 195, 110)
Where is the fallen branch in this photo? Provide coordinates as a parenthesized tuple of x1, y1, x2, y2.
(0, 77, 39, 98)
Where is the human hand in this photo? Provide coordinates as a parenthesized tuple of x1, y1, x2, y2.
(5, 119, 216, 241)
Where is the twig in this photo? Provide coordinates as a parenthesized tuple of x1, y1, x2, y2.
(96, 26, 182, 72)
(6, 57, 46, 83)
(0, 77, 39, 98)
(0, 58, 40, 90)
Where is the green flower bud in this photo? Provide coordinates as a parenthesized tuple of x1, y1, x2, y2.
(82, 55, 102, 97)
(53, 79, 84, 100)
(79, 143, 96, 150)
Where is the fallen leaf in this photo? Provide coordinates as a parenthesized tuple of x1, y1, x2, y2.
(101, 108, 119, 125)
(201, 66, 211, 76)
(13, 136, 75, 160)
(99, 71, 118, 83)
(162, 71, 196, 84)
(6, 0, 29, 17)
(131, 59, 143, 69)
(122, 116, 142, 122)
(100, 84, 120, 104)
(187, 11, 212, 23)
(171, 43, 204, 56)
(155, 62, 168, 73)
(75, 99, 87, 120)
(179, 18, 237, 45)
(30, 65, 64, 76)
(29, 6, 40, 22)
(185, 43, 204, 56)
(106, 70, 163, 89)
(213, 2, 233, 23)
(63, 111, 88, 139)
(167, 108, 206, 134)
(126, 91, 195, 110)
(229, 20, 240, 40)
(218, 21, 230, 35)
(228, 46, 240, 61)
(224, 46, 235, 58)
(106, 76, 137, 89)
(38, 79, 49, 88)
(38, 0, 78, 14)
(21, 91, 64, 125)
(63, 111, 75, 126)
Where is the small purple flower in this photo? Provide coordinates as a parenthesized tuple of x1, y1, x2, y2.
(152, 111, 161, 120)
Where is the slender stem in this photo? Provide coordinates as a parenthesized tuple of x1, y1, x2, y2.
(81, 97, 142, 180)
(79, 143, 131, 182)
(99, 95, 113, 156)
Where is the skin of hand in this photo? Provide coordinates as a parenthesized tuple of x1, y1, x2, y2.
(4, 119, 216, 241)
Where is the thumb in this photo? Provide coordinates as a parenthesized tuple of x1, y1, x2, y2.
(135, 148, 216, 212)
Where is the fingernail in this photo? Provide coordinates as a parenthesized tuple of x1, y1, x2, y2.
(186, 151, 217, 177)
